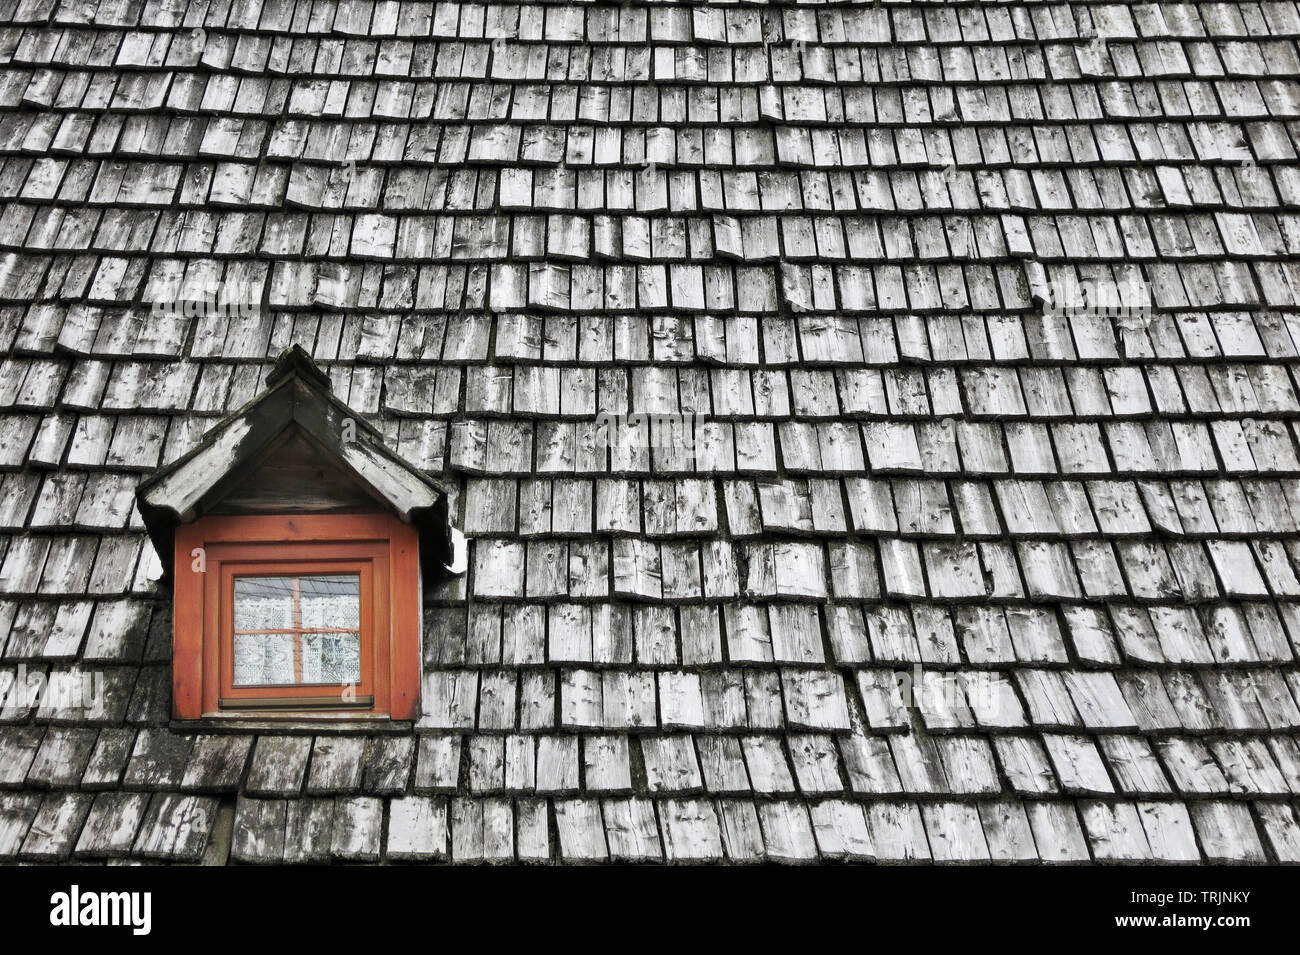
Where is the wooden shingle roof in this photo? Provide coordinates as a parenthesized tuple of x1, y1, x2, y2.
(0, 0, 1298, 864)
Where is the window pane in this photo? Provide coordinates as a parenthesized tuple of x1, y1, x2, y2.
(300, 575, 361, 630)
(234, 576, 295, 631)
(301, 632, 361, 684)
(232, 574, 362, 687)
(233, 633, 295, 686)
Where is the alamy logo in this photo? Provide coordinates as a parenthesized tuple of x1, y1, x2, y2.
(50, 885, 152, 936)
(0, 665, 104, 712)
(149, 281, 259, 320)
(1042, 274, 1151, 321)
(593, 412, 703, 459)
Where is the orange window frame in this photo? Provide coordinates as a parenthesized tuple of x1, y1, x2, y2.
(173, 513, 420, 721)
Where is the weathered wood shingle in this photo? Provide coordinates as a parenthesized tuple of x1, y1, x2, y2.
(0, 0, 1297, 867)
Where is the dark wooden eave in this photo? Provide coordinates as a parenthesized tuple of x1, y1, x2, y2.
(136, 345, 453, 579)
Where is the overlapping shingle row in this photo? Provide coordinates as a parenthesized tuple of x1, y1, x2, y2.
(0, 0, 1298, 864)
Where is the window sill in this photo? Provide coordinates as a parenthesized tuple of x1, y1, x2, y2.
(171, 717, 414, 735)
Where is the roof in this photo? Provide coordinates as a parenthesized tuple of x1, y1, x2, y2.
(0, 0, 1298, 864)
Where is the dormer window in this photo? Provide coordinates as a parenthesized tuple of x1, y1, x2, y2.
(173, 513, 418, 718)
(136, 347, 456, 722)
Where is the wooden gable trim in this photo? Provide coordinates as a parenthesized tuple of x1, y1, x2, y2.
(137, 346, 453, 579)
